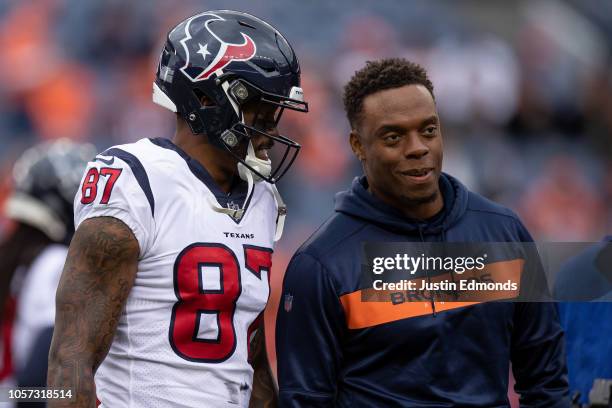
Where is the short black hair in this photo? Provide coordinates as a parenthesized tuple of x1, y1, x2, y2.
(342, 58, 434, 129)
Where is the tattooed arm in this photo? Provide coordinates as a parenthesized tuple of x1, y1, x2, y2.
(249, 325, 278, 408)
(47, 217, 139, 407)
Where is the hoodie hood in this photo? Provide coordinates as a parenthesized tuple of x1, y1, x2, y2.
(334, 172, 469, 237)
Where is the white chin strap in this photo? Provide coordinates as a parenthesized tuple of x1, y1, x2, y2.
(208, 141, 287, 241)
(271, 185, 287, 242)
(237, 141, 272, 182)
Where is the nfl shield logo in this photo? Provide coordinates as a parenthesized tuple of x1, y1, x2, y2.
(284, 294, 293, 312)
(226, 201, 240, 211)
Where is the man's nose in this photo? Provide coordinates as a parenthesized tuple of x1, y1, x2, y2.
(403, 133, 429, 159)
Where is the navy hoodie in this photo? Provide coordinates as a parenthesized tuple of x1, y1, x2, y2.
(276, 174, 569, 407)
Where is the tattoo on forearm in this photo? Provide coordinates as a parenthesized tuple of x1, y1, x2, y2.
(47, 216, 139, 407)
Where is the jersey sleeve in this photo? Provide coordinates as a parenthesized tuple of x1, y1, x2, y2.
(276, 252, 345, 407)
(74, 152, 155, 258)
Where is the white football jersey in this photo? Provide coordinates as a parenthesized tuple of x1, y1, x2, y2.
(74, 138, 278, 408)
(13, 244, 67, 371)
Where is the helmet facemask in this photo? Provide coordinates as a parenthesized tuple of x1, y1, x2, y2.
(215, 75, 307, 184)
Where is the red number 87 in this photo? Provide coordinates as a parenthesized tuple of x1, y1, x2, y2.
(81, 167, 122, 205)
(169, 243, 272, 363)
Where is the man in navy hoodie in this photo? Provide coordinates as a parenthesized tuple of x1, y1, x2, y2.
(276, 58, 569, 407)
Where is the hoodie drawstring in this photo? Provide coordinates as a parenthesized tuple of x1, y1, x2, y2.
(442, 229, 458, 299)
(418, 226, 437, 317)
(418, 228, 454, 316)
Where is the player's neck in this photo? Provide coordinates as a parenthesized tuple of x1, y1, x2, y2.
(173, 130, 239, 193)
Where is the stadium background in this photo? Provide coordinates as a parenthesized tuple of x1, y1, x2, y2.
(0, 0, 610, 405)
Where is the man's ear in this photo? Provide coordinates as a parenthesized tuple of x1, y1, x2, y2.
(349, 130, 365, 162)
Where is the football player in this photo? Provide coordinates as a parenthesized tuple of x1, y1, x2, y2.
(0, 139, 94, 399)
(47, 10, 307, 408)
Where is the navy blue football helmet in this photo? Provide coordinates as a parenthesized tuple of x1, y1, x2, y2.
(5, 139, 96, 243)
(153, 10, 308, 183)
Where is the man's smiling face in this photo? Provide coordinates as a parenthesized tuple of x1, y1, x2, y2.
(350, 84, 443, 215)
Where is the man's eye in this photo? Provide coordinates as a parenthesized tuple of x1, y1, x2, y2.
(423, 126, 437, 136)
(384, 134, 401, 143)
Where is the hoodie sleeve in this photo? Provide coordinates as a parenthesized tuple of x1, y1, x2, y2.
(511, 302, 569, 407)
(276, 252, 345, 407)
(511, 219, 570, 407)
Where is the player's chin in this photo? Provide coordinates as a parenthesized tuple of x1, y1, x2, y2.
(396, 182, 439, 205)
(254, 148, 270, 161)
(402, 191, 438, 206)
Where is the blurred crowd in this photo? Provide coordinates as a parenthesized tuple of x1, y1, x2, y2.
(1, 0, 610, 249)
(0, 0, 610, 405)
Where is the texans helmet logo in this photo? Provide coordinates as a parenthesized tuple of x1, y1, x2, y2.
(177, 12, 257, 82)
